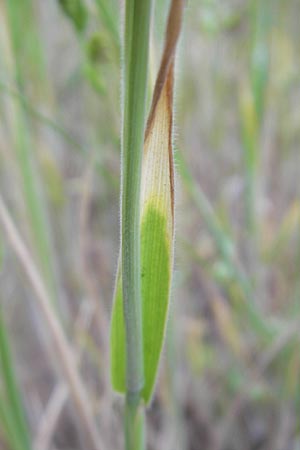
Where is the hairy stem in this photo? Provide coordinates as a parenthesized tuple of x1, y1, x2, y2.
(121, 0, 152, 448)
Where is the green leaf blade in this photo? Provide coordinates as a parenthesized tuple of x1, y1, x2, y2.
(110, 204, 172, 404)
(141, 204, 171, 403)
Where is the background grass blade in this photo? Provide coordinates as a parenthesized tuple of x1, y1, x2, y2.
(0, 310, 31, 450)
(1, 0, 59, 308)
(0, 196, 102, 450)
(176, 149, 275, 340)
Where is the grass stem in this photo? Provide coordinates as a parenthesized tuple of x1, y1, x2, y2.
(121, 0, 152, 447)
(0, 195, 102, 450)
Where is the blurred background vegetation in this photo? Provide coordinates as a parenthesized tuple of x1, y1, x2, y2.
(0, 0, 300, 449)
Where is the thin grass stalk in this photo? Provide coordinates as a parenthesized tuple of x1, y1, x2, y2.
(33, 302, 97, 450)
(241, 0, 271, 270)
(1, 1, 58, 308)
(94, 0, 120, 45)
(176, 149, 275, 340)
(0, 82, 82, 152)
(0, 311, 31, 450)
(0, 196, 102, 450)
(0, 403, 26, 450)
(121, 0, 153, 448)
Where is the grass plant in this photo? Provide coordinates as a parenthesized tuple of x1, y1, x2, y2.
(0, 1, 299, 449)
(111, 0, 183, 447)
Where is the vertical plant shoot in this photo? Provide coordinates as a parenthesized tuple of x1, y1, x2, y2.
(111, 0, 184, 406)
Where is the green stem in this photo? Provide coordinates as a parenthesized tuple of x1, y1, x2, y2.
(122, 0, 152, 448)
(125, 393, 145, 450)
